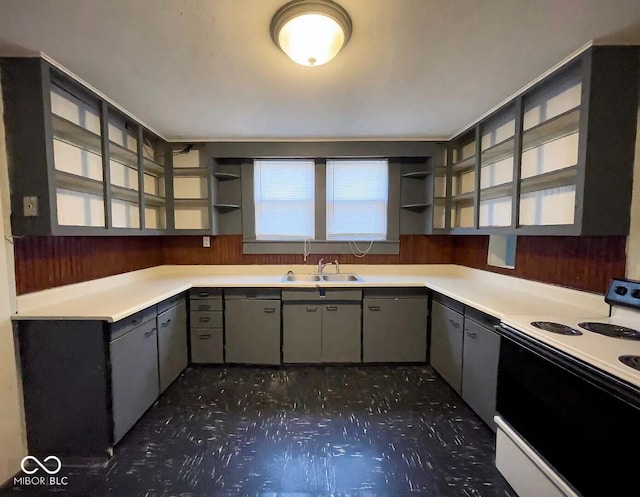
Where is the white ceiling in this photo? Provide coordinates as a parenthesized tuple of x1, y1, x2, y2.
(1, 0, 640, 141)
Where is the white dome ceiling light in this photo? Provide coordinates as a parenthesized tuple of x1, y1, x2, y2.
(270, 0, 353, 67)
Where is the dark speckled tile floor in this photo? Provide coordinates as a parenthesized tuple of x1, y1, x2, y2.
(3, 366, 515, 497)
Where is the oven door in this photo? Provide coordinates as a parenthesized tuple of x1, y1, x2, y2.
(495, 325, 640, 497)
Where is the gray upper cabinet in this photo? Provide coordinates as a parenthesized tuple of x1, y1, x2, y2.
(430, 300, 464, 392)
(0, 57, 169, 236)
(157, 299, 188, 393)
(461, 318, 501, 431)
(399, 158, 437, 234)
(225, 289, 281, 365)
(363, 289, 428, 363)
(110, 317, 159, 443)
(445, 46, 640, 236)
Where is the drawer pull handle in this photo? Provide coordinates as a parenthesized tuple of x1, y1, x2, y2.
(264, 307, 276, 313)
(198, 305, 211, 311)
(144, 328, 156, 337)
(449, 319, 460, 328)
(368, 306, 380, 311)
(198, 292, 209, 297)
(199, 334, 211, 340)
(161, 319, 172, 327)
(326, 305, 338, 311)
(306, 306, 318, 312)
(131, 318, 140, 325)
(199, 317, 211, 322)
(466, 331, 477, 339)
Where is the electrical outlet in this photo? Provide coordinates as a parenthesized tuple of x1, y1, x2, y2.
(23, 196, 38, 217)
(202, 236, 211, 248)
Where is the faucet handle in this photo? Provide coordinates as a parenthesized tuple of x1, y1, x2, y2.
(334, 260, 340, 274)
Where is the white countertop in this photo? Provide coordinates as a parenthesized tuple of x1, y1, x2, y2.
(14, 264, 607, 322)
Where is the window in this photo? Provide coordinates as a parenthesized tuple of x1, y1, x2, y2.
(326, 159, 388, 240)
(254, 160, 315, 240)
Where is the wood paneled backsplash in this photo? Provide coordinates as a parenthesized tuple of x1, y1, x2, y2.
(453, 235, 627, 294)
(13, 234, 626, 295)
(13, 236, 164, 295)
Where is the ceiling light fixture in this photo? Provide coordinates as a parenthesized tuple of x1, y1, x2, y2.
(270, 0, 352, 67)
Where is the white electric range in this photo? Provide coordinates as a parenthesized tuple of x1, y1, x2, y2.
(493, 278, 640, 497)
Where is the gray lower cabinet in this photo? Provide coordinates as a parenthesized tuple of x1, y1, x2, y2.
(363, 290, 428, 362)
(189, 289, 224, 364)
(157, 300, 188, 392)
(110, 317, 159, 443)
(321, 303, 361, 362)
(430, 300, 464, 393)
(225, 290, 281, 365)
(461, 318, 500, 431)
(283, 303, 322, 363)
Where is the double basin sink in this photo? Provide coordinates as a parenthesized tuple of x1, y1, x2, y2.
(282, 273, 363, 282)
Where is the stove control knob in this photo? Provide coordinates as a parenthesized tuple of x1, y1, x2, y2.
(614, 286, 628, 296)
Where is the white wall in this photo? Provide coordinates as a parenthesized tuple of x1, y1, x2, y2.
(627, 103, 640, 280)
(0, 71, 27, 483)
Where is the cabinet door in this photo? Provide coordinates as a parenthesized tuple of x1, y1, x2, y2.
(462, 319, 501, 430)
(283, 304, 322, 363)
(110, 319, 159, 443)
(430, 301, 464, 393)
(387, 299, 427, 362)
(363, 299, 392, 362)
(225, 299, 281, 365)
(322, 303, 361, 363)
(157, 301, 188, 393)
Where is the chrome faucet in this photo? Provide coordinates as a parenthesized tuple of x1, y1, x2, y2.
(317, 258, 340, 274)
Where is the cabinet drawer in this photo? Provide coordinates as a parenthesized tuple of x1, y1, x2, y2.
(363, 288, 427, 299)
(190, 311, 223, 329)
(157, 294, 185, 314)
(110, 307, 157, 341)
(190, 299, 223, 312)
(282, 288, 362, 301)
(224, 288, 281, 300)
(190, 288, 222, 300)
(190, 328, 223, 364)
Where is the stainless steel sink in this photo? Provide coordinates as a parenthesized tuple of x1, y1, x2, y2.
(282, 274, 321, 282)
(320, 274, 362, 282)
(282, 273, 363, 282)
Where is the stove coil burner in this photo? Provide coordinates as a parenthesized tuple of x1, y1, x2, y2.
(619, 355, 640, 371)
(531, 321, 583, 336)
(578, 323, 640, 340)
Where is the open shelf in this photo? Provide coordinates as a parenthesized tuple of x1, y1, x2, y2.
(143, 156, 165, 175)
(55, 170, 104, 196)
(213, 172, 240, 181)
(144, 193, 165, 207)
(174, 198, 210, 207)
(520, 165, 578, 195)
(481, 136, 515, 167)
(522, 106, 580, 152)
(451, 191, 475, 202)
(109, 141, 139, 169)
(401, 203, 431, 211)
(173, 167, 209, 177)
(213, 203, 241, 212)
(51, 115, 102, 156)
(111, 184, 140, 204)
(480, 182, 513, 201)
(401, 171, 432, 179)
(452, 155, 476, 172)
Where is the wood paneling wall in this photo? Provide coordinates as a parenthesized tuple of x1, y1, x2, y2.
(453, 235, 627, 294)
(13, 234, 626, 295)
(14, 236, 164, 295)
(161, 235, 455, 266)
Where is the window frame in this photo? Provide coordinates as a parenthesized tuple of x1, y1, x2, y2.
(242, 158, 400, 254)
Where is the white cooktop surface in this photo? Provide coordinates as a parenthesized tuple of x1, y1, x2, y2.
(502, 308, 640, 389)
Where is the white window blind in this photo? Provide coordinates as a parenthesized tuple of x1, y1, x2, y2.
(254, 160, 315, 240)
(326, 159, 388, 240)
